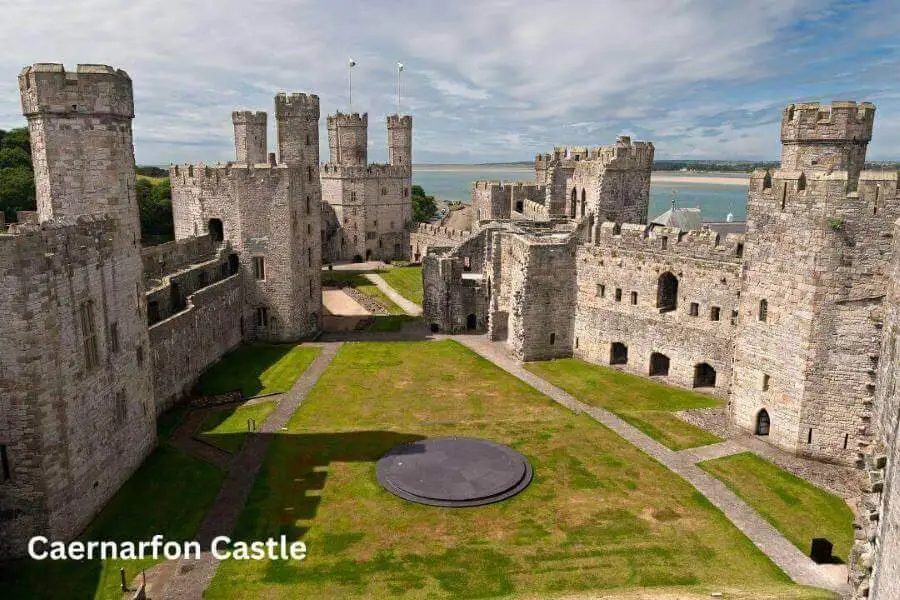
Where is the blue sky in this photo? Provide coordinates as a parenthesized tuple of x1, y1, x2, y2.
(1, 0, 899, 165)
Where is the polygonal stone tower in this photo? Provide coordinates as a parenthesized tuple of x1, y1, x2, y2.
(731, 101, 898, 465)
(1, 64, 156, 557)
(275, 92, 319, 167)
(232, 110, 267, 164)
(327, 112, 368, 166)
(387, 114, 412, 169)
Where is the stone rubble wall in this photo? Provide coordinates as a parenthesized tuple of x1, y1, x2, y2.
(411, 223, 470, 262)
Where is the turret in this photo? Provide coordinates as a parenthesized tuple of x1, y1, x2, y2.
(386, 114, 412, 170)
(19, 63, 137, 229)
(327, 112, 368, 166)
(780, 101, 875, 189)
(274, 92, 319, 166)
(232, 110, 267, 165)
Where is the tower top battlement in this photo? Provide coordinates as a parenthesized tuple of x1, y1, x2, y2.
(232, 110, 267, 125)
(328, 112, 368, 127)
(386, 114, 412, 127)
(781, 101, 875, 143)
(19, 63, 133, 118)
(274, 92, 319, 118)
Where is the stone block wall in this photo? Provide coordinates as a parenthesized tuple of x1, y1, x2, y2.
(140, 234, 217, 284)
(148, 273, 243, 413)
(411, 223, 470, 263)
(573, 226, 742, 394)
(0, 217, 156, 558)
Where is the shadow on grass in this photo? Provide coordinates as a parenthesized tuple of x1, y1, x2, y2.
(224, 430, 426, 551)
(195, 345, 318, 399)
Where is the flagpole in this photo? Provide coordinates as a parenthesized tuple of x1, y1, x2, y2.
(396, 63, 403, 114)
(348, 59, 353, 112)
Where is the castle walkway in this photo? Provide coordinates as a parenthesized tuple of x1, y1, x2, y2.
(157, 342, 343, 600)
(455, 335, 850, 596)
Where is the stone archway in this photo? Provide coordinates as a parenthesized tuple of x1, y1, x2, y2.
(756, 410, 771, 436)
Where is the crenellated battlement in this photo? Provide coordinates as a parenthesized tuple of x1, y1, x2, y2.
(386, 114, 412, 128)
(274, 92, 320, 118)
(535, 136, 654, 170)
(232, 110, 267, 125)
(319, 163, 408, 179)
(781, 101, 875, 143)
(19, 63, 133, 119)
(749, 167, 899, 200)
(594, 220, 745, 262)
(416, 223, 471, 238)
(170, 161, 297, 185)
(327, 111, 368, 127)
(473, 180, 543, 192)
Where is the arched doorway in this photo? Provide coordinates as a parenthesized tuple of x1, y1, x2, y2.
(466, 314, 477, 330)
(570, 187, 577, 216)
(693, 363, 716, 388)
(610, 342, 628, 365)
(649, 352, 670, 376)
(309, 312, 318, 332)
(657, 272, 678, 312)
(208, 218, 224, 242)
(756, 409, 771, 436)
(430, 323, 440, 333)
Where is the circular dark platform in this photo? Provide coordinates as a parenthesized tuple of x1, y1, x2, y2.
(376, 437, 533, 507)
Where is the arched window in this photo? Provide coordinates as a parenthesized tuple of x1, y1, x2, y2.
(610, 342, 628, 365)
(759, 299, 768, 322)
(208, 218, 224, 242)
(649, 352, 670, 376)
(656, 272, 678, 313)
(693, 363, 716, 388)
(756, 409, 770, 436)
(581, 188, 587, 216)
(570, 188, 577, 216)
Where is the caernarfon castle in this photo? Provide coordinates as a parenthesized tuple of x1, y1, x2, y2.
(0, 62, 898, 600)
(0, 63, 411, 560)
(418, 102, 900, 598)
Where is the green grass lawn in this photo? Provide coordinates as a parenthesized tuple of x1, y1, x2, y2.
(321, 270, 406, 314)
(0, 444, 223, 600)
(198, 400, 279, 453)
(367, 315, 419, 332)
(379, 266, 423, 305)
(197, 345, 321, 398)
(699, 452, 855, 562)
(206, 340, 831, 599)
(525, 358, 722, 450)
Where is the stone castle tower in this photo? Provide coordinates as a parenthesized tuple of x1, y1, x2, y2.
(320, 112, 413, 263)
(731, 101, 898, 464)
(0, 64, 156, 557)
(169, 92, 323, 341)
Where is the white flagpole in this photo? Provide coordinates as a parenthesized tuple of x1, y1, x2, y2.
(397, 62, 404, 114)
(348, 57, 356, 112)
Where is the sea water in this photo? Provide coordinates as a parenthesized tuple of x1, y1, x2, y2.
(413, 167, 750, 222)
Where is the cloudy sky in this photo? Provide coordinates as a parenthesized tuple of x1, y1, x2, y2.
(1, 0, 899, 165)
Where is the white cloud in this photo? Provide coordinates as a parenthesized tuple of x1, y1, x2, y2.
(1, 0, 898, 163)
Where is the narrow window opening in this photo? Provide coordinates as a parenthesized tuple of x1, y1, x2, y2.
(843, 434, 849, 450)
(110, 322, 119, 354)
(762, 373, 770, 391)
(759, 299, 768, 322)
(630, 291, 638, 305)
(689, 302, 699, 317)
(256, 306, 269, 327)
(661, 236, 668, 250)
(115, 390, 127, 424)
(807, 428, 813, 444)
(597, 284, 605, 298)
(710, 306, 721, 321)
(656, 272, 678, 312)
(549, 333, 556, 345)
(615, 288, 622, 302)
(252, 256, 266, 280)
(736, 243, 744, 258)
(0, 445, 9, 482)
(80, 301, 99, 370)
(756, 410, 770, 436)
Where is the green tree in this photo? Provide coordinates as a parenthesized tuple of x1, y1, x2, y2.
(139, 177, 174, 240)
(411, 184, 437, 223)
(0, 127, 36, 222)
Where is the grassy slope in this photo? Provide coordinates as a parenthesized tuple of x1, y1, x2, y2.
(0, 445, 223, 600)
(206, 340, 829, 600)
(197, 345, 320, 398)
(379, 266, 423, 305)
(526, 358, 722, 450)
(321, 270, 406, 314)
(700, 452, 855, 562)
(198, 400, 279, 454)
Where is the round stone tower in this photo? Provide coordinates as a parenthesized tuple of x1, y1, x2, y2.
(232, 110, 267, 165)
(386, 114, 412, 169)
(327, 112, 368, 166)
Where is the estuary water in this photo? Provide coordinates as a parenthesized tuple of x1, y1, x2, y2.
(412, 166, 750, 222)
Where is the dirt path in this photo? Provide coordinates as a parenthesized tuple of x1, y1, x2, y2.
(363, 273, 423, 316)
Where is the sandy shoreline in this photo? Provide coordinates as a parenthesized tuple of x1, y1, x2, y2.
(651, 174, 748, 186)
